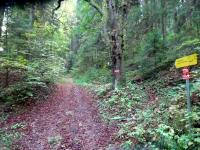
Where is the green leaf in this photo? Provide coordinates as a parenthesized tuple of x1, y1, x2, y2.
(194, 138, 200, 143)
(26, 92, 33, 97)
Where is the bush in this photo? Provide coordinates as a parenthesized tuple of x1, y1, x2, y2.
(0, 56, 66, 104)
(72, 67, 111, 84)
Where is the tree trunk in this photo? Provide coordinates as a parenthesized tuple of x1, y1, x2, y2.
(161, 0, 166, 42)
(27, 3, 35, 60)
(4, 7, 8, 51)
(107, 0, 123, 90)
(0, 6, 5, 37)
(111, 30, 122, 89)
(4, 68, 9, 87)
(84, 0, 134, 89)
(193, 0, 200, 38)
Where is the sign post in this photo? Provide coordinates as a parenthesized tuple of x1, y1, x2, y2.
(182, 68, 192, 131)
(175, 54, 198, 132)
(182, 68, 191, 114)
(186, 79, 191, 113)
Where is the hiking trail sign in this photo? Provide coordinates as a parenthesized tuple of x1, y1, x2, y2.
(175, 53, 198, 132)
(175, 53, 198, 68)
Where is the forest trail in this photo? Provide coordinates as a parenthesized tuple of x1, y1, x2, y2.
(5, 83, 117, 150)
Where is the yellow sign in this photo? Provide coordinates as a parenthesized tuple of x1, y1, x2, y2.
(175, 53, 198, 68)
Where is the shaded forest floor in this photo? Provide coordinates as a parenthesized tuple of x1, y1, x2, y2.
(0, 83, 119, 150)
(1, 68, 200, 150)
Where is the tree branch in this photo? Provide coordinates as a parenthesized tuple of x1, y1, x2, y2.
(55, 0, 64, 11)
(84, 0, 103, 16)
(52, 0, 64, 17)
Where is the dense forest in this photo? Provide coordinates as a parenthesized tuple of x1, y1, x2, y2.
(0, 0, 200, 149)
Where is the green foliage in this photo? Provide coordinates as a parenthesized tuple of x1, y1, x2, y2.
(72, 67, 111, 84)
(97, 82, 147, 122)
(0, 126, 22, 149)
(0, 113, 9, 122)
(0, 0, 200, 149)
(120, 140, 133, 150)
(0, 56, 65, 104)
(69, 0, 110, 83)
(96, 73, 200, 149)
(0, 3, 68, 104)
(48, 135, 63, 148)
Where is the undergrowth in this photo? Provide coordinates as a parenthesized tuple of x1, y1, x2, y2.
(0, 113, 24, 149)
(94, 69, 200, 150)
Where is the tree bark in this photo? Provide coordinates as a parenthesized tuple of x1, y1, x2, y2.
(107, 0, 123, 89)
(83, 0, 135, 89)
(161, 0, 166, 42)
(4, 68, 9, 87)
(27, 3, 35, 60)
(0, 6, 5, 37)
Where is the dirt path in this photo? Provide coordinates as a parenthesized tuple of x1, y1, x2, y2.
(3, 84, 118, 150)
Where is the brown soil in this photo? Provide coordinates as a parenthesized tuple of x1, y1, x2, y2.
(1, 83, 118, 150)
